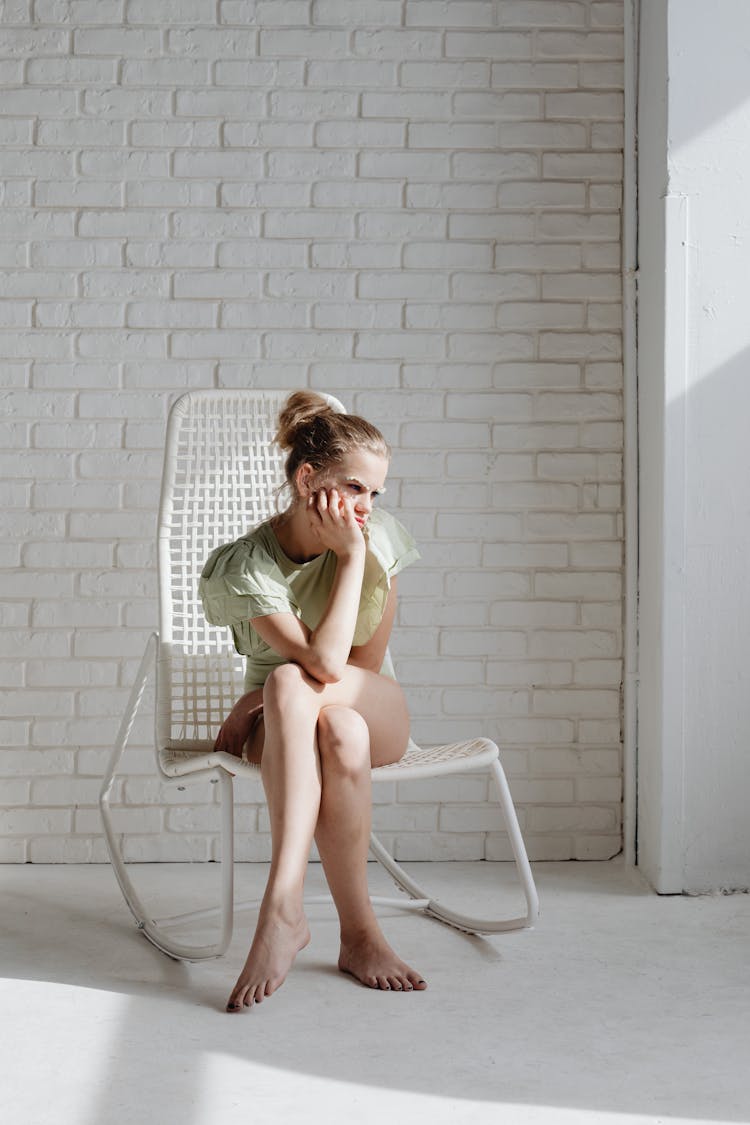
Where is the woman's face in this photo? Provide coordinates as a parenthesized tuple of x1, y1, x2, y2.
(313, 448, 389, 529)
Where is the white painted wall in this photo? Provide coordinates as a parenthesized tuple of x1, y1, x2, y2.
(637, 0, 750, 891)
(0, 0, 625, 863)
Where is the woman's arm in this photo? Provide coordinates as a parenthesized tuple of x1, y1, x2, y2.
(251, 488, 366, 684)
(347, 577, 397, 674)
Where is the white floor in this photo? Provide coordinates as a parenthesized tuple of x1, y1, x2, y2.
(2, 859, 749, 1125)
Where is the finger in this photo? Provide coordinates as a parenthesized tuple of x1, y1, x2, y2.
(317, 489, 328, 512)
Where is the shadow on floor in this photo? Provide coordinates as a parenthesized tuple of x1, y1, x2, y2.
(2, 860, 749, 1125)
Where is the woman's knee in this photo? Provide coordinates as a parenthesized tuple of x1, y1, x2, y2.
(262, 662, 309, 712)
(317, 706, 370, 777)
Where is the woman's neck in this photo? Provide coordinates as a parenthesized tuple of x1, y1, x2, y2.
(270, 505, 322, 564)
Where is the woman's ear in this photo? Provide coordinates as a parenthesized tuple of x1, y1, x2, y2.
(295, 462, 315, 497)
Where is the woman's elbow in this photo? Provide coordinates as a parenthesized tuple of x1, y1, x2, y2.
(300, 652, 345, 684)
(313, 661, 345, 684)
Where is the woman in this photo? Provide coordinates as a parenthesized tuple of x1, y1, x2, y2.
(199, 391, 427, 1011)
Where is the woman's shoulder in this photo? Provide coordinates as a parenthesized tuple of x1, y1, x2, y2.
(200, 521, 278, 582)
(199, 521, 293, 626)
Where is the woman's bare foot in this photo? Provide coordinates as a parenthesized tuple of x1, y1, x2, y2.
(338, 927, 427, 992)
(226, 908, 311, 1011)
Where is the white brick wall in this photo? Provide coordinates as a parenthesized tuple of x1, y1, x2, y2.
(0, 0, 623, 863)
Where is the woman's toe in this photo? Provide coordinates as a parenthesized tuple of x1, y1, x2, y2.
(376, 976, 390, 990)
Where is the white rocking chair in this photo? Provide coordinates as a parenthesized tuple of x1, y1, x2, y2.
(100, 389, 539, 961)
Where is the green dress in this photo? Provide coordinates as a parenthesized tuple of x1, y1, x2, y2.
(199, 508, 420, 692)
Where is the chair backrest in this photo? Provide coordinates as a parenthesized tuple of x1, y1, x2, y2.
(156, 389, 343, 749)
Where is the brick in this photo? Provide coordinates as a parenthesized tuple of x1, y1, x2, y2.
(452, 152, 539, 182)
(444, 687, 529, 717)
(74, 28, 162, 56)
(547, 91, 624, 119)
(265, 331, 352, 360)
(543, 152, 623, 180)
(402, 60, 489, 87)
(439, 803, 514, 833)
(259, 28, 349, 56)
(0, 809, 73, 835)
(496, 303, 584, 330)
(314, 0, 402, 23)
(587, 303, 622, 330)
(539, 333, 621, 361)
(576, 776, 622, 802)
(354, 28, 443, 58)
(578, 719, 621, 744)
(405, 1, 496, 28)
(406, 183, 498, 210)
(488, 660, 573, 687)
(489, 601, 577, 626)
(127, 0, 217, 19)
(580, 60, 624, 87)
(491, 423, 579, 451)
(0, 720, 30, 747)
(531, 746, 619, 774)
(440, 630, 526, 658)
(445, 31, 532, 58)
(456, 92, 548, 126)
(580, 421, 623, 448)
(592, 123, 624, 150)
(270, 90, 358, 119)
(495, 243, 581, 270)
(359, 151, 450, 180)
(359, 273, 448, 300)
(400, 600, 486, 633)
(535, 391, 621, 421)
(530, 805, 618, 832)
(529, 630, 619, 659)
(356, 332, 444, 360)
(265, 211, 354, 239)
(537, 30, 622, 58)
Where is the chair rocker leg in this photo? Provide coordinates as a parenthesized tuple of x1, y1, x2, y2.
(99, 633, 235, 962)
(369, 756, 539, 935)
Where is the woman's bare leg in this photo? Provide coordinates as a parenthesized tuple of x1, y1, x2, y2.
(213, 688, 264, 758)
(314, 705, 426, 992)
(226, 662, 426, 1010)
(226, 664, 320, 1010)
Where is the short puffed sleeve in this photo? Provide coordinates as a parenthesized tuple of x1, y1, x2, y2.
(199, 535, 294, 629)
(353, 509, 420, 646)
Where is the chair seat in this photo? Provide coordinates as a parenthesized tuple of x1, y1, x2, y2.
(159, 736, 499, 782)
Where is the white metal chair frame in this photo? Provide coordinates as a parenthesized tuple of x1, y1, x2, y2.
(100, 390, 539, 961)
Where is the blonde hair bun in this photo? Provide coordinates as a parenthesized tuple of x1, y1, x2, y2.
(274, 390, 335, 452)
(274, 389, 390, 493)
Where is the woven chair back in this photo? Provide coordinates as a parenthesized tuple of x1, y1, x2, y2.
(156, 390, 341, 748)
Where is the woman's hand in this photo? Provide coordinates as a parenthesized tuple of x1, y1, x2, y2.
(307, 487, 365, 558)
